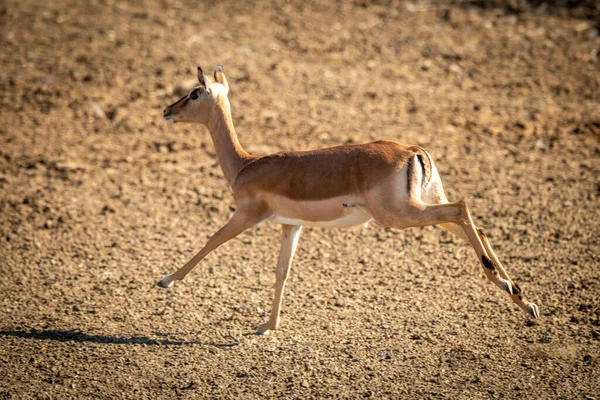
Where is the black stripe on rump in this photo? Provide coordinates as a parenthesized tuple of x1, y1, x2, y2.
(416, 153, 426, 183)
(406, 155, 416, 195)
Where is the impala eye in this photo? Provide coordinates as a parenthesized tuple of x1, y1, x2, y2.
(189, 89, 199, 100)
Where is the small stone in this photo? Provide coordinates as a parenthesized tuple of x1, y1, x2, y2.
(89, 101, 106, 118)
(535, 139, 546, 149)
(181, 381, 198, 390)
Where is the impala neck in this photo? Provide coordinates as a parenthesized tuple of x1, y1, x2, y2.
(206, 96, 252, 185)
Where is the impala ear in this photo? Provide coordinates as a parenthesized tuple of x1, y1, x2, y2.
(197, 66, 211, 87)
(213, 65, 229, 94)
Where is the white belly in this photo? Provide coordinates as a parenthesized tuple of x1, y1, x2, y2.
(272, 207, 372, 229)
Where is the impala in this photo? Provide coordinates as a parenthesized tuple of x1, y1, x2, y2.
(159, 65, 540, 334)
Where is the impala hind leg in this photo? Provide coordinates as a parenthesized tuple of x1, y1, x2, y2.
(256, 224, 303, 335)
(158, 210, 266, 288)
(372, 200, 538, 317)
(439, 222, 539, 318)
(476, 228, 539, 318)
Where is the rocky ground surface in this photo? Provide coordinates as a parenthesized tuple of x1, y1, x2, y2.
(1, 0, 599, 398)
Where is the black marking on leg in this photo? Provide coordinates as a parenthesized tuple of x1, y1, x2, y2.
(477, 228, 486, 237)
(481, 255, 495, 270)
(512, 282, 522, 295)
(518, 294, 523, 301)
(511, 283, 521, 295)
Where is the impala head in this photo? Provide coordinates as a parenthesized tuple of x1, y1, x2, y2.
(163, 65, 230, 125)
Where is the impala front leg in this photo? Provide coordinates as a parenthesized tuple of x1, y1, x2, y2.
(158, 209, 266, 288)
(256, 224, 303, 335)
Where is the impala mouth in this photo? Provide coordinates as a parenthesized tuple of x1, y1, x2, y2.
(164, 115, 175, 124)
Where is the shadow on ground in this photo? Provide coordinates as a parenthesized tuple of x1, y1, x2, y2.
(452, 0, 599, 19)
(0, 329, 211, 346)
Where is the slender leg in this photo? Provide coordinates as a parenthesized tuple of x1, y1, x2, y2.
(158, 210, 265, 288)
(256, 224, 303, 335)
(420, 202, 515, 291)
(372, 200, 539, 318)
(477, 228, 540, 318)
(439, 222, 539, 318)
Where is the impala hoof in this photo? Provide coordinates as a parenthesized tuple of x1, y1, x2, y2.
(255, 326, 271, 335)
(256, 319, 279, 335)
(157, 275, 174, 288)
(527, 303, 540, 319)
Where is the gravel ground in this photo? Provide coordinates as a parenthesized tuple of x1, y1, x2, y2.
(1, 0, 599, 398)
